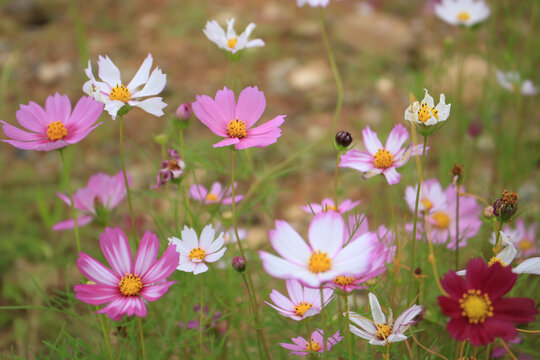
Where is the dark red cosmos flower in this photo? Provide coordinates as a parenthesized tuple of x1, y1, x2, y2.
(438, 258, 537, 346)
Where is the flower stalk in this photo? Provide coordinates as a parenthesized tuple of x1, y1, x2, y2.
(118, 114, 138, 245)
(59, 148, 81, 252)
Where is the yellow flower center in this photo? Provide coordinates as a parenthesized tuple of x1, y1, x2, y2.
(457, 11, 471, 22)
(109, 84, 131, 102)
(46, 121, 68, 141)
(294, 301, 313, 316)
(227, 118, 247, 139)
(459, 289, 493, 324)
(432, 211, 450, 229)
(333, 275, 355, 286)
(520, 239, 534, 251)
(421, 199, 433, 211)
(308, 251, 332, 273)
(305, 339, 321, 352)
(488, 257, 506, 267)
(227, 37, 238, 50)
(205, 193, 219, 202)
(325, 205, 337, 212)
(376, 323, 393, 340)
(189, 247, 206, 261)
(118, 273, 143, 296)
(373, 148, 394, 169)
(417, 102, 439, 123)
(167, 160, 181, 171)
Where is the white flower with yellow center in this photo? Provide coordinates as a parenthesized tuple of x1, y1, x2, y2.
(405, 89, 451, 126)
(435, 0, 490, 27)
(203, 18, 264, 54)
(83, 54, 167, 120)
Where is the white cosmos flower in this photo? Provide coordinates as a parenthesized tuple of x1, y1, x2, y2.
(404, 89, 451, 126)
(297, 0, 330, 7)
(168, 225, 227, 275)
(496, 70, 538, 96)
(435, 0, 490, 27)
(347, 293, 422, 346)
(83, 54, 167, 120)
(203, 18, 264, 54)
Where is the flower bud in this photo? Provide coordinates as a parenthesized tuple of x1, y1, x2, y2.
(335, 131, 353, 148)
(451, 163, 464, 185)
(175, 102, 192, 120)
(492, 190, 518, 222)
(483, 205, 494, 219)
(232, 256, 246, 273)
(467, 120, 482, 138)
(414, 267, 422, 275)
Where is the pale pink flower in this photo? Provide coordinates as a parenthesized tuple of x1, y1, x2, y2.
(404, 178, 447, 214)
(266, 279, 334, 321)
(74, 228, 179, 321)
(494, 219, 538, 257)
(1, 93, 103, 151)
(189, 182, 243, 205)
(54, 171, 130, 230)
(339, 124, 423, 185)
(280, 329, 343, 356)
(192, 86, 285, 150)
(259, 211, 379, 288)
(302, 198, 360, 215)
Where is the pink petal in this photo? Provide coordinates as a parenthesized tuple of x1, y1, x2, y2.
(213, 137, 239, 148)
(308, 211, 345, 257)
(383, 167, 401, 185)
(66, 122, 102, 144)
(45, 93, 71, 125)
(339, 150, 375, 172)
(133, 230, 159, 275)
(34, 140, 69, 151)
(362, 126, 383, 155)
(246, 115, 285, 135)
(67, 96, 103, 127)
(141, 243, 179, 284)
(100, 227, 133, 277)
(74, 284, 119, 305)
(140, 281, 176, 302)
(385, 123, 409, 154)
(77, 253, 118, 286)
(192, 95, 228, 136)
(1, 121, 42, 141)
(214, 87, 237, 121)
(52, 215, 93, 230)
(235, 86, 266, 128)
(16, 101, 50, 132)
(269, 220, 311, 264)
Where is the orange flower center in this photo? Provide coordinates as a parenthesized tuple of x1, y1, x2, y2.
(308, 251, 331, 273)
(205, 193, 219, 202)
(373, 149, 394, 169)
(46, 121, 68, 141)
(488, 257, 506, 267)
(294, 301, 313, 316)
(227, 118, 247, 139)
(421, 199, 433, 211)
(457, 11, 471, 22)
(227, 37, 238, 49)
(459, 289, 493, 324)
(432, 211, 450, 229)
(189, 247, 206, 261)
(333, 275, 355, 286)
(119, 273, 143, 296)
(376, 323, 393, 340)
(109, 84, 131, 102)
(305, 339, 321, 352)
(520, 239, 534, 251)
(167, 160, 181, 171)
(417, 102, 439, 123)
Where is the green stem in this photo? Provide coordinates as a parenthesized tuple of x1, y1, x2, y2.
(408, 135, 427, 303)
(345, 295, 353, 360)
(118, 114, 138, 245)
(319, 286, 328, 354)
(179, 129, 194, 227)
(241, 273, 264, 359)
(334, 151, 341, 206)
(137, 317, 146, 360)
(455, 184, 461, 270)
(97, 311, 114, 360)
(199, 275, 205, 358)
(59, 148, 81, 252)
(387, 183, 399, 305)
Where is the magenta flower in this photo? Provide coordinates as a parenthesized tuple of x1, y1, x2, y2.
(280, 329, 343, 356)
(1, 93, 103, 151)
(192, 86, 285, 150)
(340, 124, 423, 185)
(53, 171, 130, 230)
(302, 198, 360, 215)
(266, 279, 334, 321)
(152, 149, 185, 189)
(74, 227, 179, 321)
(189, 182, 243, 205)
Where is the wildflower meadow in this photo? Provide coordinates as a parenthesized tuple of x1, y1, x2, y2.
(1, 0, 540, 359)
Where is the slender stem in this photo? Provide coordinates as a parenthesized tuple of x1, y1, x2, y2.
(178, 128, 194, 227)
(137, 317, 146, 360)
(345, 296, 353, 360)
(387, 183, 400, 305)
(319, 287, 327, 353)
(494, 221, 503, 253)
(59, 149, 81, 252)
(241, 273, 264, 359)
(499, 340, 518, 360)
(319, 8, 343, 132)
(97, 311, 114, 360)
(118, 114, 138, 245)
(199, 275, 204, 358)
(408, 135, 427, 302)
(334, 151, 341, 206)
(455, 184, 461, 270)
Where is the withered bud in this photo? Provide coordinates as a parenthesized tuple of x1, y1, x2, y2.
(493, 190, 518, 222)
(451, 163, 464, 185)
(232, 256, 246, 273)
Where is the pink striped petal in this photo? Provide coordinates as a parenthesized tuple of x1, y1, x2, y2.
(142, 244, 179, 284)
(140, 281, 176, 302)
(133, 230, 159, 275)
(100, 227, 133, 277)
(76, 253, 118, 286)
(52, 215, 93, 231)
(74, 284, 119, 305)
(362, 126, 383, 155)
(385, 124, 409, 155)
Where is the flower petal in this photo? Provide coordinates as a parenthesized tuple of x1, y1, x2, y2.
(133, 230, 159, 276)
(100, 227, 133, 277)
(235, 86, 266, 128)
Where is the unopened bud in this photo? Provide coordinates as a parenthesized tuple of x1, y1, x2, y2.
(153, 133, 168, 146)
(232, 256, 246, 273)
(483, 206, 494, 218)
(493, 190, 518, 222)
(414, 267, 422, 275)
(175, 103, 192, 120)
(334, 131, 353, 151)
(467, 120, 482, 138)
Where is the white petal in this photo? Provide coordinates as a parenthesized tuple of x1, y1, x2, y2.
(127, 53, 153, 91)
(131, 68, 166, 98)
(369, 293, 386, 325)
(513, 258, 540, 275)
(131, 97, 167, 117)
(98, 55, 122, 87)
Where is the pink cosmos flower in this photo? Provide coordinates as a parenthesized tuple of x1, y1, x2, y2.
(1, 93, 103, 151)
(152, 149, 185, 189)
(189, 182, 243, 205)
(192, 86, 285, 150)
(259, 211, 379, 288)
(53, 171, 130, 230)
(497, 219, 538, 257)
(302, 198, 360, 215)
(404, 178, 447, 214)
(280, 329, 343, 356)
(339, 124, 423, 185)
(266, 279, 334, 321)
(74, 227, 179, 321)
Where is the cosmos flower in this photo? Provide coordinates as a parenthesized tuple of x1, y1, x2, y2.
(438, 258, 537, 346)
(83, 54, 167, 120)
(404, 178, 447, 214)
(53, 171, 130, 230)
(404, 89, 451, 126)
(496, 70, 538, 96)
(495, 219, 538, 257)
(297, 0, 331, 7)
(169, 225, 227, 275)
(74, 228, 179, 321)
(259, 211, 379, 288)
(189, 182, 243, 205)
(280, 329, 343, 356)
(435, 0, 490, 27)
(339, 124, 423, 185)
(302, 198, 360, 215)
(203, 18, 264, 54)
(1, 93, 103, 151)
(266, 279, 334, 321)
(222, 227, 247, 244)
(347, 293, 422, 345)
(192, 86, 285, 150)
(152, 149, 185, 189)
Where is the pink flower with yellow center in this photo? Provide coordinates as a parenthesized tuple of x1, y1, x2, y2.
(189, 182, 243, 205)
(1, 93, 103, 151)
(339, 124, 423, 185)
(74, 227, 179, 321)
(259, 211, 379, 288)
(302, 198, 360, 215)
(496, 219, 538, 257)
(192, 86, 285, 150)
(280, 329, 343, 356)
